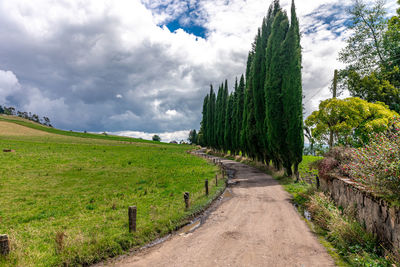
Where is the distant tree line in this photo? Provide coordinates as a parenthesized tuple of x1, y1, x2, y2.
(0, 105, 52, 127)
(198, 0, 304, 177)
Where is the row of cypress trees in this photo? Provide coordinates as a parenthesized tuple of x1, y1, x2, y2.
(198, 0, 304, 177)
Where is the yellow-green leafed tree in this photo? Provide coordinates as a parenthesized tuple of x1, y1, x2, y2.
(305, 97, 399, 148)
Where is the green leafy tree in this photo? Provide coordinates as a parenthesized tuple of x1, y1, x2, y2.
(152, 135, 161, 142)
(346, 70, 400, 112)
(188, 129, 198, 145)
(339, 0, 387, 73)
(305, 97, 399, 148)
(339, 0, 400, 113)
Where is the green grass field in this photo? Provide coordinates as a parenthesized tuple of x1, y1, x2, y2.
(0, 116, 223, 266)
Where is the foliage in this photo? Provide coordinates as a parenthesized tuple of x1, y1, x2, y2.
(345, 69, 400, 113)
(265, 7, 290, 171)
(188, 129, 198, 145)
(0, 117, 223, 266)
(338, 0, 400, 113)
(152, 135, 161, 142)
(274, 159, 394, 266)
(0, 106, 52, 126)
(282, 0, 304, 175)
(339, 117, 400, 200)
(199, 0, 303, 176)
(306, 193, 390, 266)
(305, 97, 399, 147)
(338, 0, 387, 73)
(384, 1, 400, 68)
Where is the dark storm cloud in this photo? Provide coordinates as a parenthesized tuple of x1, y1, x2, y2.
(0, 1, 238, 132)
(1, 0, 394, 136)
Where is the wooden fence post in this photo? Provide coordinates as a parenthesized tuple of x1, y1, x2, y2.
(0, 235, 9, 255)
(128, 206, 137, 232)
(215, 174, 218, 186)
(205, 179, 209, 195)
(184, 192, 190, 209)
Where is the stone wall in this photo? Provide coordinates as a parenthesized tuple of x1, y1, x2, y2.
(320, 174, 400, 251)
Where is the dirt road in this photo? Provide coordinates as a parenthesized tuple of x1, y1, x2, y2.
(103, 154, 335, 267)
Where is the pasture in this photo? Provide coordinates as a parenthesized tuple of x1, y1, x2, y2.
(0, 116, 222, 266)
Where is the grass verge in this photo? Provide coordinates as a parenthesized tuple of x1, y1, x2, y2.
(275, 164, 396, 266)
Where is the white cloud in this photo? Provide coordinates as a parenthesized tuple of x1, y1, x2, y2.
(0, 69, 21, 104)
(110, 129, 190, 143)
(0, 0, 397, 133)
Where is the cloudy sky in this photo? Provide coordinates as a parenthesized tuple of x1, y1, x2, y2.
(0, 0, 397, 142)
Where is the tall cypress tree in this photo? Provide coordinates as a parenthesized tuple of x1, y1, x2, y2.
(265, 9, 289, 171)
(251, 3, 278, 163)
(200, 94, 209, 147)
(235, 75, 245, 155)
(241, 51, 254, 157)
(224, 92, 234, 153)
(231, 78, 239, 155)
(282, 0, 303, 178)
(199, 0, 303, 175)
(215, 84, 223, 150)
(243, 43, 258, 160)
(222, 80, 229, 152)
(207, 85, 216, 148)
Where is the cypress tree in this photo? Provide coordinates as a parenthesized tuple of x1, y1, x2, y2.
(231, 78, 239, 155)
(207, 85, 216, 148)
(235, 75, 245, 155)
(241, 51, 254, 157)
(243, 44, 258, 160)
(200, 94, 209, 147)
(251, 2, 277, 162)
(216, 84, 223, 151)
(282, 0, 303, 178)
(198, 0, 303, 175)
(224, 92, 234, 154)
(222, 80, 229, 153)
(265, 9, 289, 171)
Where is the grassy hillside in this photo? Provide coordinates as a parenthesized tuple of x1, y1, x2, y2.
(0, 117, 223, 266)
(0, 115, 156, 144)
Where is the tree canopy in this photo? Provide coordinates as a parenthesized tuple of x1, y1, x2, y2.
(305, 97, 399, 148)
(338, 0, 400, 113)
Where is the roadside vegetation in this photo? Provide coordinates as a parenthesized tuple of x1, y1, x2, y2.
(274, 157, 396, 266)
(0, 116, 224, 267)
(320, 117, 400, 205)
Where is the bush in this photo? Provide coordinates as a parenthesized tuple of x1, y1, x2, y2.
(152, 135, 161, 142)
(318, 146, 353, 178)
(340, 117, 400, 198)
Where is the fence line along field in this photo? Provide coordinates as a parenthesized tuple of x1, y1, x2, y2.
(0, 115, 223, 267)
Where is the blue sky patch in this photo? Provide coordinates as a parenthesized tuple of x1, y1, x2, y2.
(166, 19, 207, 38)
(146, 1, 208, 39)
(304, 3, 352, 37)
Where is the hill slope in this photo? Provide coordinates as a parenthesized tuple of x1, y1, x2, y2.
(0, 115, 155, 144)
(0, 117, 223, 267)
